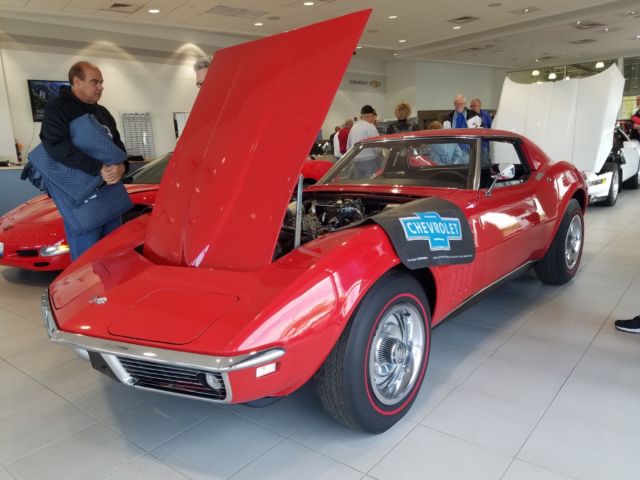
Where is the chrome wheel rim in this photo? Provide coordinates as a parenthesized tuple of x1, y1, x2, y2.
(565, 215, 582, 270)
(369, 302, 425, 406)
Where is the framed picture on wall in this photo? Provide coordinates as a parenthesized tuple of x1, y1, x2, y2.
(27, 79, 69, 122)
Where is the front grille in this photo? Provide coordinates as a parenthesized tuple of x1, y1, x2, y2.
(118, 357, 227, 401)
(16, 249, 38, 257)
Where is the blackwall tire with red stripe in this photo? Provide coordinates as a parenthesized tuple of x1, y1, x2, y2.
(316, 271, 431, 433)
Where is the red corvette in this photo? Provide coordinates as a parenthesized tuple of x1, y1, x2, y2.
(43, 11, 587, 433)
(0, 154, 332, 271)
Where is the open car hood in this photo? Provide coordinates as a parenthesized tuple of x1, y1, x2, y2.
(143, 10, 370, 271)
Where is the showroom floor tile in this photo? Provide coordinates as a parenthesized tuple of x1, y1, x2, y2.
(1, 192, 640, 479)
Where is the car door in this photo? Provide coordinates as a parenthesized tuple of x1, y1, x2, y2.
(475, 138, 546, 286)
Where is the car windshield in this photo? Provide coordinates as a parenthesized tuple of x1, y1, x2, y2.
(320, 138, 476, 189)
(124, 154, 169, 184)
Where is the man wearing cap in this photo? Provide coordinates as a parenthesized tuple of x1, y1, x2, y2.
(347, 105, 379, 149)
(347, 105, 381, 177)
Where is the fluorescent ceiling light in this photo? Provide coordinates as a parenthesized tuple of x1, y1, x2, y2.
(531, 69, 540, 76)
(148, 8, 160, 14)
(595, 61, 605, 68)
(548, 72, 557, 80)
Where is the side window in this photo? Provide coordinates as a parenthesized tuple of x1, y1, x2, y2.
(482, 140, 530, 188)
(406, 141, 472, 167)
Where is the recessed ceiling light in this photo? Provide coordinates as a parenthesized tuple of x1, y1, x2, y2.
(565, 75, 571, 80)
(388, 15, 398, 19)
(148, 8, 160, 14)
(548, 72, 557, 80)
(603, 27, 610, 32)
(532, 69, 540, 76)
(254, 22, 263, 26)
(398, 39, 407, 43)
(452, 25, 462, 30)
(522, 8, 530, 13)
(636, 34, 640, 39)
(576, 20, 582, 25)
(393, 53, 398, 56)
(595, 61, 605, 68)
(626, 10, 638, 15)
(303, 2, 314, 6)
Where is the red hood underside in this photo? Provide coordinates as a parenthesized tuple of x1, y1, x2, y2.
(143, 10, 371, 271)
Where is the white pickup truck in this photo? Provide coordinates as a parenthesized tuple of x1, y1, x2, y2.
(494, 65, 639, 206)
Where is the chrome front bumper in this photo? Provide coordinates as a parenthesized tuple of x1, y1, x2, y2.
(42, 291, 285, 403)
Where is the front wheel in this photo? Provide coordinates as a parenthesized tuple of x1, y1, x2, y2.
(601, 165, 620, 206)
(535, 199, 583, 285)
(316, 271, 431, 433)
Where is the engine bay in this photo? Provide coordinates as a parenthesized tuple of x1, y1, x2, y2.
(275, 194, 407, 259)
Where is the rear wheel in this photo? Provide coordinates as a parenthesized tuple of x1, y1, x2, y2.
(316, 271, 431, 433)
(535, 199, 583, 285)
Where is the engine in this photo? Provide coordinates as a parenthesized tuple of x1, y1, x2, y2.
(275, 196, 395, 259)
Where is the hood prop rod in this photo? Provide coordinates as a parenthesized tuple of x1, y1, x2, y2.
(294, 174, 303, 248)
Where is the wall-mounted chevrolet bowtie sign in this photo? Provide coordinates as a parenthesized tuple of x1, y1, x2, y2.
(343, 74, 386, 91)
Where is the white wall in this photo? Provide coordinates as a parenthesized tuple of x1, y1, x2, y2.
(0, 55, 16, 160)
(384, 60, 417, 121)
(415, 61, 509, 110)
(323, 56, 386, 135)
(2, 48, 198, 158)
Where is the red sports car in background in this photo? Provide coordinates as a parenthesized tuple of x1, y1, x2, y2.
(0, 154, 332, 271)
(43, 11, 587, 433)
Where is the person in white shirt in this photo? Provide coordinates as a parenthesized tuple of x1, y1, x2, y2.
(347, 105, 379, 149)
(347, 105, 381, 177)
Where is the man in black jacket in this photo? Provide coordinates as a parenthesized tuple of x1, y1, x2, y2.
(40, 61, 127, 259)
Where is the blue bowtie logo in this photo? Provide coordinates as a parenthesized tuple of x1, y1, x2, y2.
(399, 212, 462, 250)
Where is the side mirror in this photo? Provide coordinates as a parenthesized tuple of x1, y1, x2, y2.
(485, 163, 515, 197)
(496, 163, 515, 180)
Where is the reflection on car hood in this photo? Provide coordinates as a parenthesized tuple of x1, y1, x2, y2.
(3, 195, 59, 224)
(143, 10, 371, 271)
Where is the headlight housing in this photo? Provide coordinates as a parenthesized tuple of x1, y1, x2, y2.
(587, 178, 607, 186)
(39, 244, 70, 257)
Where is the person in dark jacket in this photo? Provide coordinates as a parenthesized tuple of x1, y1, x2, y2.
(386, 102, 418, 134)
(443, 95, 482, 129)
(470, 98, 492, 166)
(40, 60, 127, 259)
